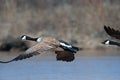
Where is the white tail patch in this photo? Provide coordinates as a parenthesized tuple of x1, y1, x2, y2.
(37, 38, 42, 42)
(60, 42, 72, 48)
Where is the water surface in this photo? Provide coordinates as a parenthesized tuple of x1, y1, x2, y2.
(0, 52, 120, 80)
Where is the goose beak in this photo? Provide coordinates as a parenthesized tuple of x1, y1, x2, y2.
(101, 41, 105, 44)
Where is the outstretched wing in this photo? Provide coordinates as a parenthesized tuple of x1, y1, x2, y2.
(55, 51, 75, 62)
(104, 25, 120, 39)
(0, 51, 40, 63)
(0, 43, 54, 63)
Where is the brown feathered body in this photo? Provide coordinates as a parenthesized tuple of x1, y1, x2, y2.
(0, 37, 76, 63)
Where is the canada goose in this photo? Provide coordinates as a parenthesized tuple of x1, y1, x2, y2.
(0, 35, 79, 63)
(102, 25, 120, 46)
(21, 35, 80, 53)
(102, 39, 120, 46)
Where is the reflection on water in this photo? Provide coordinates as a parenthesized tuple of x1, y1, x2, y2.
(0, 53, 120, 80)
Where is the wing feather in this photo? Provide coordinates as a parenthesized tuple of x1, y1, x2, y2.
(0, 43, 54, 63)
(104, 25, 120, 39)
(55, 51, 75, 62)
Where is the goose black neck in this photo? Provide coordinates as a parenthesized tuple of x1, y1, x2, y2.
(26, 36, 38, 42)
(109, 40, 120, 47)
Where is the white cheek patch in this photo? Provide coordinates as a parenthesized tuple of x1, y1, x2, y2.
(37, 38, 42, 42)
(22, 36, 26, 40)
(105, 40, 110, 45)
(60, 42, 72, 48)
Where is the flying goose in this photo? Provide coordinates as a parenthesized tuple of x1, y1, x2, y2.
(0, 35, 79, 63)
(21, 35, 80, 53)
(102, 25, 120, 46)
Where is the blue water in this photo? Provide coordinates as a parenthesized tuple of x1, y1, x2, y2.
(0, 56, 120, 80)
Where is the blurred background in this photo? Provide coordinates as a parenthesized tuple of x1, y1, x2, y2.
(0, 0, 120, 51)
(1, 1, 120, 80)
(0, 0, 120, 50)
